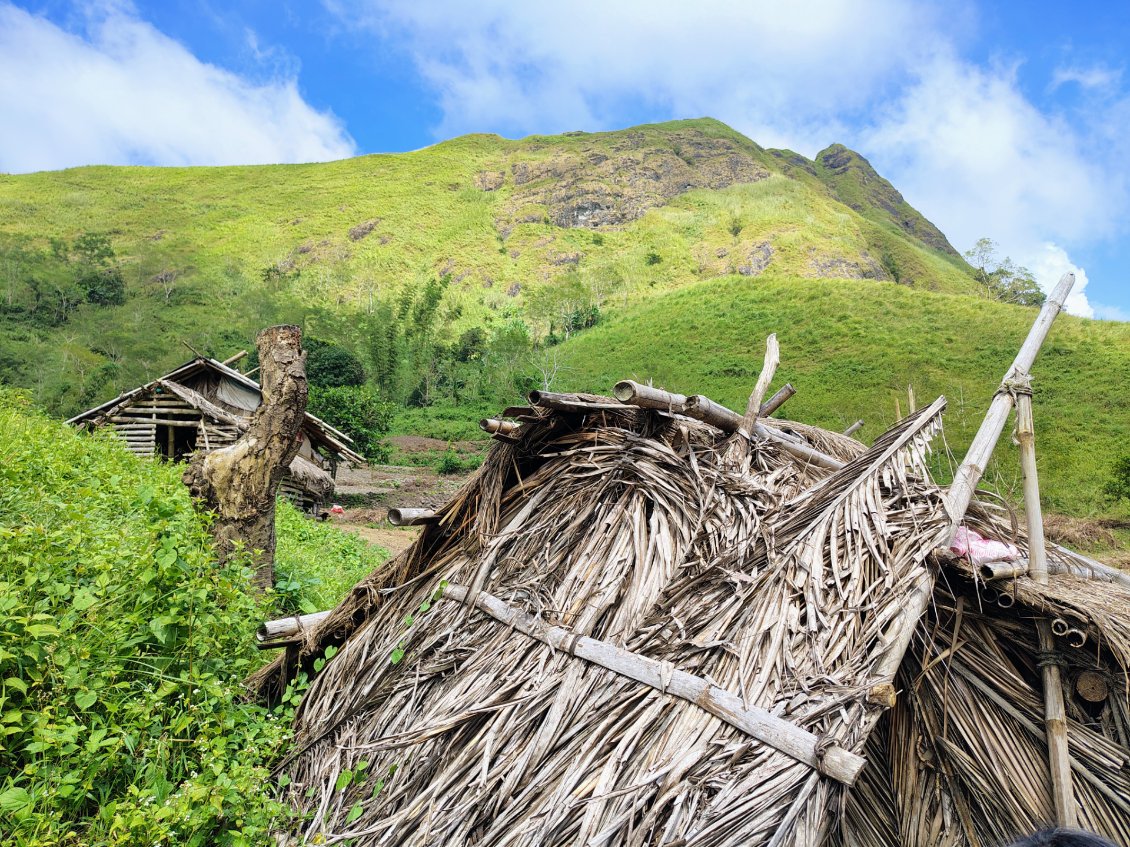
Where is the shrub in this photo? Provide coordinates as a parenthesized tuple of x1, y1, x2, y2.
(0, 390, 298, 845)
(307, 385, 394, 462)
(1105, 455, 1130, 505)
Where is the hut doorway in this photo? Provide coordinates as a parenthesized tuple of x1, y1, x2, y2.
(155, 424, 197, 461)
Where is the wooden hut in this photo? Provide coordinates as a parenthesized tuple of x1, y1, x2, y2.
(68, 355, 364, 512)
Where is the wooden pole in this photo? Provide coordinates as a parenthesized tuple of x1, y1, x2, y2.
(440, 582, 866, 785)
(865, 274, 1075, 726)
(760, 382, 796, 417)
(1017, 387, 1077, 826)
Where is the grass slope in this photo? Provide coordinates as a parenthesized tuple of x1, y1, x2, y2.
(0, 118, 978, 415)
(553, 276, 1130, 515)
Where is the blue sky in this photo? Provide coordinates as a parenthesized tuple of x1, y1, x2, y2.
(1, 0, 1128, 320)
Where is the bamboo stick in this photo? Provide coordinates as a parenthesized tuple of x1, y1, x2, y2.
(843, 420, 864, 437)
(979, 561, 1028, 581)
(440, 582, 867, 785)
(480, 419, 520, 436)
(868, 274, 1075, 717)
(760, 383, 796, 417)
(738, 334, 779, 438)
(1018, 388, 1077, 826)
(388, 508, 437, 526)
(527, 390, 622, 412)
(257, 610, 331, 643)
(614, 380, 793, 422)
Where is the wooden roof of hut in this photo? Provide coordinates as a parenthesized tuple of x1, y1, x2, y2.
(255, 277, 1130, 846)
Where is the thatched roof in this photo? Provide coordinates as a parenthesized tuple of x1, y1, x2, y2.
(256, 387, 1130, 846)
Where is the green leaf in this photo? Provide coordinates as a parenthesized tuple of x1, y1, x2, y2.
(4, 677, 28, 695)
(0, 786, 30, 813)
(346, 803, 363, 824)
(323, 645, 338, 660)
(75, 690, 97, 710)
(390, 646, 405, 665)
(72, 588, 97, 611)
(335, 770, 353, 791)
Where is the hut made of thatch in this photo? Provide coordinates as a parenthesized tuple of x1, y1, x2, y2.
(256, 277, 1130, 846)
(68, 355, 363, 511)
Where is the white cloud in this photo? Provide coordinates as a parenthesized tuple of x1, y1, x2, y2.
(1023, 243, 1092, 318)
(859, 56, 1121, 316)
(1092, 302, 1130, 322)
(335, 0, 941, 152)
(1050, 64, 1123, 92)
(0, 2, 356, 172)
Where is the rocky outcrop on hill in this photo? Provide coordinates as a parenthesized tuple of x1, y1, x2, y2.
(811, 144, 962, 258)
(492, 129, 770, 234)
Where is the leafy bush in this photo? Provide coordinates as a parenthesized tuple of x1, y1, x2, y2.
(307, 385, 394, 463)
(435, 447, 484, 475)
(274, 500, 388, 614)
(304, 337, 366, 388)
(1105, 455, 1130, 506)
(0, 390, 300, 845)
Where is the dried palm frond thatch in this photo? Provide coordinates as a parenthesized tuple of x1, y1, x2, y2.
(256, 273, 1130, 846)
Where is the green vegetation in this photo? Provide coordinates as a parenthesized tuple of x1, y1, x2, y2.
(964, 237, 1046, 307)
(274, 500, 388, 613)
(0, 390, 386, 844)
(0, 118, 977, 423)
(552, 276, 1130, 516)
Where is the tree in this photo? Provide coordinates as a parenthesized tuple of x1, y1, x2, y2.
(964, 238, 1046, 307)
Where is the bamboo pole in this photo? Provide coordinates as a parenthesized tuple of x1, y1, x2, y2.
(738, 334, 779, 438)
(978, 561, 1028, 581)
(257, 610, 331, 643)
(439, 582, 867, 785)
(843, 420, 864, 437)
(760, 383, 796, 417)
(613, 380, 842, 469)
(867, 273, 1075, 720)
(388, 508, 437, 526)
(480, 419, 520, 436)
(1017, 387, 1077, 826)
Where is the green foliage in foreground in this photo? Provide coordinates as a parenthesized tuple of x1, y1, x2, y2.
(554, 276, 1130, 516)
(0, 391, 383, 845)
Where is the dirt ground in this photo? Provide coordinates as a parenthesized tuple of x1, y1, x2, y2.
(327, 460, 476, 556)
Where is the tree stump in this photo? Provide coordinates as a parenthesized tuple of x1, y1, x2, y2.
(184, 325, 308, 592)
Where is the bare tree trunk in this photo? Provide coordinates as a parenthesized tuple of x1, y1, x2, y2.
(183, 325, 308, 591)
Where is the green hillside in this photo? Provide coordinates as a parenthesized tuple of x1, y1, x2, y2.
(552, 276, 1130, 516)
(0, 118, 977, 415)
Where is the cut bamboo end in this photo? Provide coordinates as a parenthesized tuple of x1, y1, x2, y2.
(480, 418, 520, 436)
(760, 382, 795, 417)
(979, 560, 1028, 581)
(388, 507, 437, 526)
(843, 420, 864, 437)
(256, 610, 331, 643)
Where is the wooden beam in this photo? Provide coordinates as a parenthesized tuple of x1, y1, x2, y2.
(440, 582, 866, 785)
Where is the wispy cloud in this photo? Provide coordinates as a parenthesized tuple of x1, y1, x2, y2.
(0, 2, 356, 173)
(1050, 64, 1123, 92)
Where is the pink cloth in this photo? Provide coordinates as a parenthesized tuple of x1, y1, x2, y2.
(950, 526, 1021, 565)
(330, 504, 345, 515)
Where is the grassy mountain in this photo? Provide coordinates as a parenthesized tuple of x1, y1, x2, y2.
(0, 117, 1125, 517)
(552, 275, 1130, 516)
(0, 118, 978, 414)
